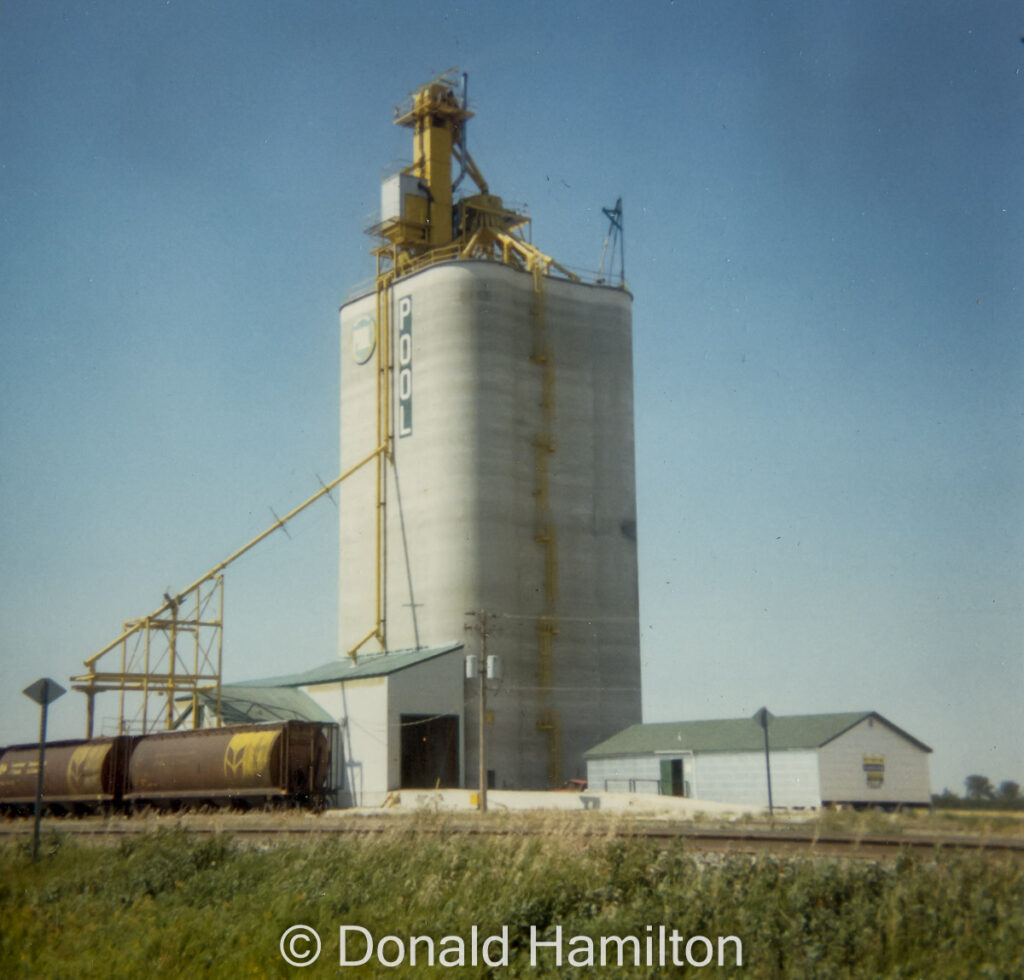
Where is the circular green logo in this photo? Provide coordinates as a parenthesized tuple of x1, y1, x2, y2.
(352, 314, 376, 364)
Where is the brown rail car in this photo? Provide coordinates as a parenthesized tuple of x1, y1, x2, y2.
(126, 721, 331, 809)
(0, 736, 135, 815)
(0, 722, 333, 815)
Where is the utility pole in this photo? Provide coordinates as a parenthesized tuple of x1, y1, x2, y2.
(465, 611, 496, 813)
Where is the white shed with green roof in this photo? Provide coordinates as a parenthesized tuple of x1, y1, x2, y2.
(192, 643, 465, 807)
(584, 712, 932, 809)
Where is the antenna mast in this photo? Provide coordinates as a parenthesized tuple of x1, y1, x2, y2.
(597, 197, 625, 286)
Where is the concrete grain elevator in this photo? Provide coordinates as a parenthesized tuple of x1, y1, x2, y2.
(338, 72, 641, 790)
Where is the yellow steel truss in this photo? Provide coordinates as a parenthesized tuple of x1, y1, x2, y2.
(70, 446, 383, 735)
(72, 576, 224, 738)
(368, 70, 583, 287)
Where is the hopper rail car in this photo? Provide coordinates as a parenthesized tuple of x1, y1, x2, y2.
(0, 720, 333, 816)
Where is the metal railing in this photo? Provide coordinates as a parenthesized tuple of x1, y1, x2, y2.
(601, 778, 661, 794)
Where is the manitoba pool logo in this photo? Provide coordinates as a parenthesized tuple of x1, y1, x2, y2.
(351, 314, 376, 365)
(224, 742, 247, 780)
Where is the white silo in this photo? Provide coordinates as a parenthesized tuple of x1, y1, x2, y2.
(338, 73, 641, 789)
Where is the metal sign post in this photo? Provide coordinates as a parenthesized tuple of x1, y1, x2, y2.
(753, 707, 774, 823)
(23, 677, 66, 860)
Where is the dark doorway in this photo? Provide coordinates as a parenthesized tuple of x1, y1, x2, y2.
(660, 758, 686, 797)
(400, 714, 459, 788)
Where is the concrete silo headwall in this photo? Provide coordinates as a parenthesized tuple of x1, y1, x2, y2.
(339, 260, 641, 788)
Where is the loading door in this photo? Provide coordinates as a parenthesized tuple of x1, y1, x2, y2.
(400, 714, 459, 788)
(660, 758, 688, 797)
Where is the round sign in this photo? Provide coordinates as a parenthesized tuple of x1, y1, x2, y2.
(351, 314, 376, 364)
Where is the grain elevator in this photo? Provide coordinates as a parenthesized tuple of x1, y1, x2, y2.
(337, 72, 641, 791)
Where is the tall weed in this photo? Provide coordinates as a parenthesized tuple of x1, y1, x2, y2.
(0, 824, 1020, 978)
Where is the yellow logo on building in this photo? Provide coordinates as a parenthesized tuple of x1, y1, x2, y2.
(863, 755, 885, 789)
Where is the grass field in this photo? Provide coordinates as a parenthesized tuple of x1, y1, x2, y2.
(791, 805, 1024, 840)
(1, 814, 1022, 978)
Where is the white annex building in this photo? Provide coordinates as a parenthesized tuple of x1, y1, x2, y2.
(195, 645, 464, 807)
(584, 712, 933, 809)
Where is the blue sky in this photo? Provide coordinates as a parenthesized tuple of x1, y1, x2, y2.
(1, 1, 1021, 794)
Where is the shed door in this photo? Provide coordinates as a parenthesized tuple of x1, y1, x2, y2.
(400, 714, 459, 788)
(660, 758, 685, 796)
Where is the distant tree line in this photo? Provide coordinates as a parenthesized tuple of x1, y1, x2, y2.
(932, 776, 1023, 810)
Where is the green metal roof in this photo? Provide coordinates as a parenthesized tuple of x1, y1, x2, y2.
(584, 711, 932, 758)
(190, 685, 335, 725)
(237, 642, 464, 689)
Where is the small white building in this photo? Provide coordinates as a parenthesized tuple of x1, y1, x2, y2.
(584, 711, 932, 809)
(193, 643, 465, 807)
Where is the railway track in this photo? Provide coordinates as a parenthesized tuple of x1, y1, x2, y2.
(2, 813, 1022, 861)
